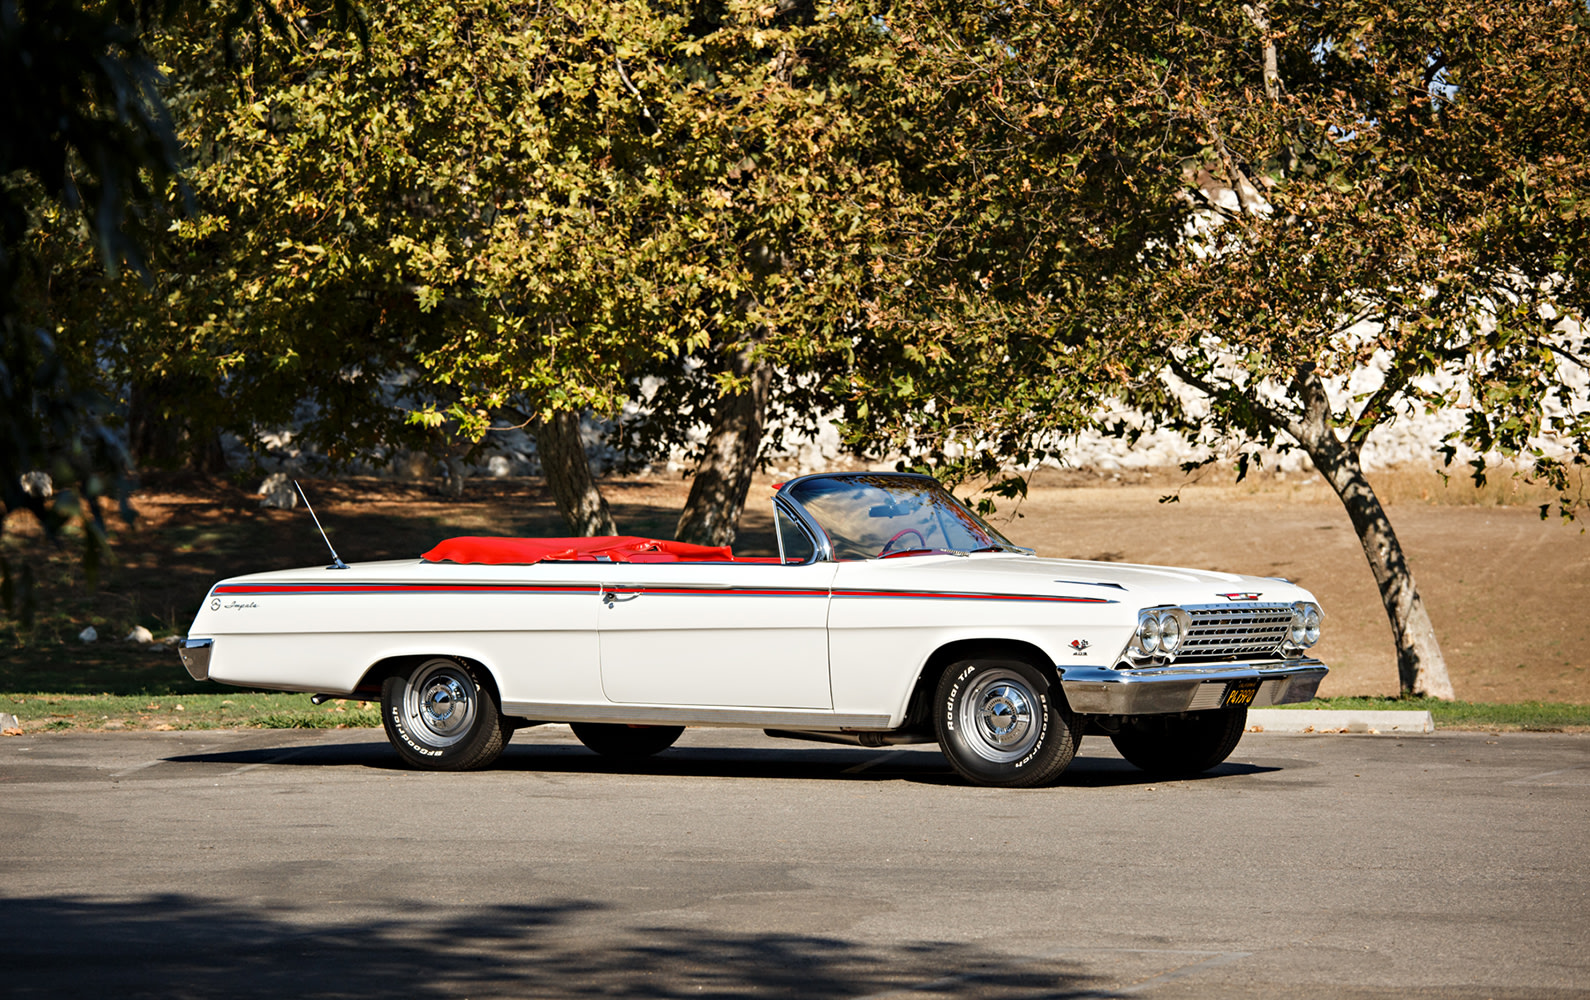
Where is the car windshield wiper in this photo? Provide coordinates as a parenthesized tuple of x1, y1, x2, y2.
(968, 544, 1033, 556)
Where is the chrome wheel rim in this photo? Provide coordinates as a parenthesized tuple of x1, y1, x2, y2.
(403, 660, 477, 748)
(958, 668, 1041, 763)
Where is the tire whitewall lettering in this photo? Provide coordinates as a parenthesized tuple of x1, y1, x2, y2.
(381, 657, 511, 771)
(934, 657, 1078, 787)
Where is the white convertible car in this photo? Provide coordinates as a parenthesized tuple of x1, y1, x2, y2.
(179, 472, 1326, 786)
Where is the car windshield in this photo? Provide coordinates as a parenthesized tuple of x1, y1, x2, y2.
(784, 474, 1022, 561)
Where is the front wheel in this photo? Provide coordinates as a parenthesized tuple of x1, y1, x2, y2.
(382, 657, 511, 771)
(934, 658, 1078, 787)
(1110, 708, 1247, 777)
(571, 723, 684, 759)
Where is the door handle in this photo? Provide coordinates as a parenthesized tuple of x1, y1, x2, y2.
(602, 591, 641, 607)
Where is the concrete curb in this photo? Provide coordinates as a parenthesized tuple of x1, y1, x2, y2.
(1247, 709, 1435, 734)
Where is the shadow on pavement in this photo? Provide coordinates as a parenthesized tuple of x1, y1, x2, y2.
(163, 738, 1279, 786)
(1, 893, 1110, 999)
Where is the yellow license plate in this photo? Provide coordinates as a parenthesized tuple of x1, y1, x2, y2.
(1224, 679, 1261, 707)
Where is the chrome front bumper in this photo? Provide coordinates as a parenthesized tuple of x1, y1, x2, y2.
(1059, 658, 1327, 715)
(178, 638, 214, 681)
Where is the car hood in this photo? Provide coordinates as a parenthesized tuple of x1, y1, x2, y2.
(855, 552, 1316, 606)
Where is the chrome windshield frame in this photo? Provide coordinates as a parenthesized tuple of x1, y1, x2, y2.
(773, 492, 832, 563)
(774, 472, 1021, 563)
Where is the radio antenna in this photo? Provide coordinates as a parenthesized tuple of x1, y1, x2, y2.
(294, 480, 349, 569)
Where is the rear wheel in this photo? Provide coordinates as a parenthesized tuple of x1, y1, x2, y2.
(381, 657, 511, 771)
(1110, 708, 1247, 776)
(934, 657, 1078, 787)
(571, 723, 684, 759)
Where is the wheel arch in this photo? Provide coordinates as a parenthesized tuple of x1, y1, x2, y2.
(354, 653, 504, 708)
(903, 638, 1060, 730)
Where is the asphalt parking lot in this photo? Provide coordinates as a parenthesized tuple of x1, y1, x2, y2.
(2, 726, 1587, 999)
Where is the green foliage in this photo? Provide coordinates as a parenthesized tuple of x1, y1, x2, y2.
(13, 0, 1586, 537)
(822, 1, 1588, 521)
(832, 2, 1217, 486)
(394, 0, 927, 458)
(1, 0, 371, 629)
(1, 0, 180, 622)
(30, 1, 1239, 488)
(31, 1, 936, 470)
(1123, 0, 1590, 517)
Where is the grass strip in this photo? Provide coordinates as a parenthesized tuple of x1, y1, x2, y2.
(1, 691, 380, 732)
(3, 692, 1587, 734)
(1277, 696, 1590, 731)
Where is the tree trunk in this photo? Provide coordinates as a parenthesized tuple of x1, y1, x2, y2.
(674, 354, 774, 547)
(534, 410, 616, 536)
(127, 377, 227, 474)
(439, 454, 469, 499)
(1290, 372, 1455, 698)
(1314, 451, 1454, 698)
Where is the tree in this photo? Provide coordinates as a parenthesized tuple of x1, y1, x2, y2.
(28, 1, 597, 498)
(40, 1, 914, 541)
(834, 1, 1588, 700)
(404, 0, 925, 543)
(833, 2, 1218, 495)
(1123, 0, 1590, 698)
(1, 0, 183, 619)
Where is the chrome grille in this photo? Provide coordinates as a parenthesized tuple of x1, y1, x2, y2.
(1178, 603, 1293, 662)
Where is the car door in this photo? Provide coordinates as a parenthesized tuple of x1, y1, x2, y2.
(597, 560, 839, 708)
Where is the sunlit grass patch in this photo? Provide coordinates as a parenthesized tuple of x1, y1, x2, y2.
(1, 691, 380, 732)
(1279, 696, 1590, 731)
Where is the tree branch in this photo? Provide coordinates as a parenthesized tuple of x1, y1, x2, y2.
(1546, 339, 1590, 371)
(612, 53, 653, 122)
(1346, 365, 1410, 452)
(1167, 353, 1308, 445)
(1241, 2, 1282, 101)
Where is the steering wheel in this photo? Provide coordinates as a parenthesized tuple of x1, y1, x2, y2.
(878, 528, 928, 557)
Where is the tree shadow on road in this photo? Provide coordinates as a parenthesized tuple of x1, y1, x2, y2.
(1, 893, 1112, 999)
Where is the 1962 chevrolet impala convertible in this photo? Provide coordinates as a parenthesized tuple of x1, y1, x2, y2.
(179, 472, 1326, 786)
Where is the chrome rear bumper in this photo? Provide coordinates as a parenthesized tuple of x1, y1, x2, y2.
(178, 638, 214, 681)
(1059, 658, 1327, 715)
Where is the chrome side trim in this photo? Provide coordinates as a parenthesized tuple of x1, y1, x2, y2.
(1058, 658, 1327, 715)
(178, 638, 214, 681)
(501, 700, 893, 731)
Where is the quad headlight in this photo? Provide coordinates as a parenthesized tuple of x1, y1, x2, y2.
(1130, 607, 1192, 661)
(1138, 614, 1161, 654)
(1287, 602, 1323, 650)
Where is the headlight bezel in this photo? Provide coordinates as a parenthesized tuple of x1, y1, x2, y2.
(1284, 601, 1324, 653)
(1128, 607, 1192, 662)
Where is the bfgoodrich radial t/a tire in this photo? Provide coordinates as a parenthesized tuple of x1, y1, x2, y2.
(1110, 708, 1248, 777)
(571, 723, 684, 759)
(382, 657, 511, 771)
(934, 657, 1079, 788)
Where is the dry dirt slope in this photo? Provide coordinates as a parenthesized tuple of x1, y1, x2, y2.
(999, 480, 1589, 700)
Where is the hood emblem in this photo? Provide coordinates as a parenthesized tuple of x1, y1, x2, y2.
(1218, 592, 1262, 601)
